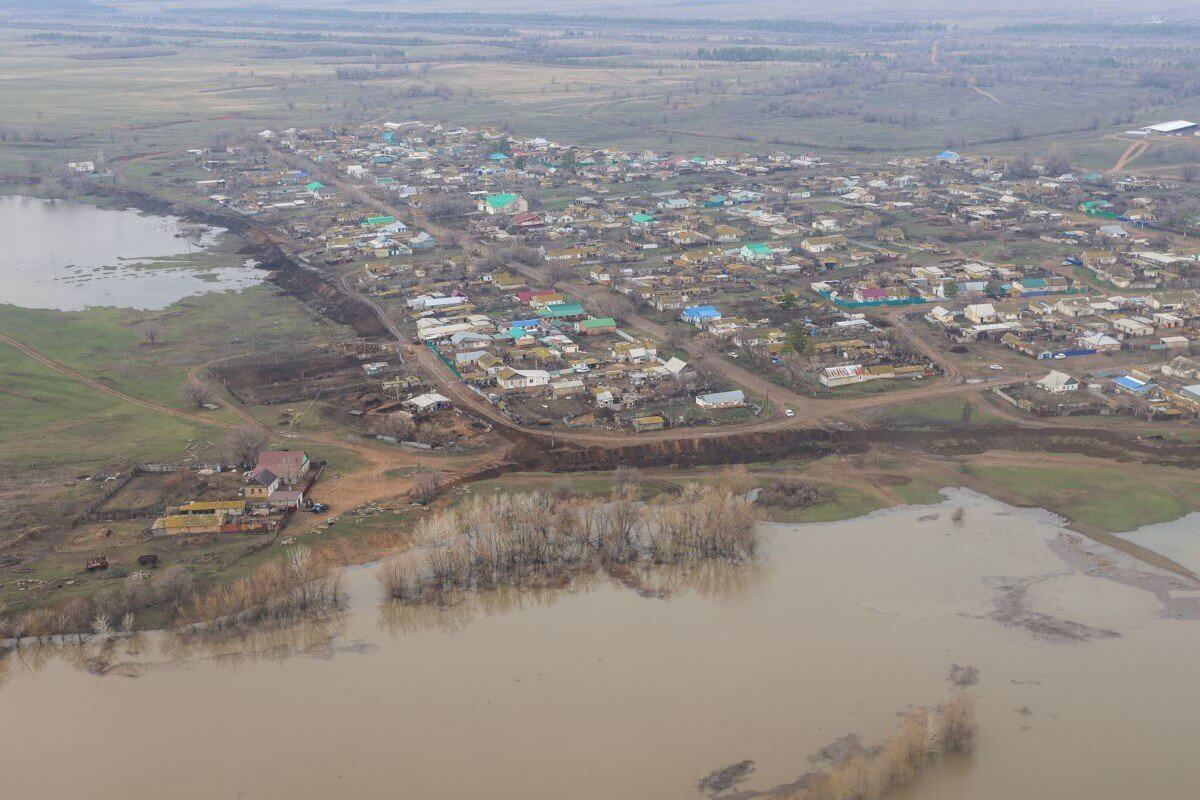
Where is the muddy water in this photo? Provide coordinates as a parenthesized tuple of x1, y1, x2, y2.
(2, 489, 1199, 799)
(0, 194, 260, 310)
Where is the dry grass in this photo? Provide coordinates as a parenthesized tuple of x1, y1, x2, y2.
(0, 546, 344, 643)
(779, 694, 978, 800)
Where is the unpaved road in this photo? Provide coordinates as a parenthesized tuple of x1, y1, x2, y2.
(270, 151, 1028, 447)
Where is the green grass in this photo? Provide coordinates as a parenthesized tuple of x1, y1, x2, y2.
(872, 396, 1005, 428)
(762, 485, 886, 524)
(964, 463, 1200, 532)
(889, 477, 948, 506)
(0, 344, 212, 471)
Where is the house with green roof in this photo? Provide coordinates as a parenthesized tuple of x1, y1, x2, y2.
(305, 181, 325, 193)
(539, 302, 587, 320)
(576, 317, 617, 335)
(630, 212, 656, 225)
(740, 242, 773, 260)
(481, 193, 528, 215)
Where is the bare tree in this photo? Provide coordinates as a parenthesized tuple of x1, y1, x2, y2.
(412, 470, 445, 503)
(222, 424, 267, 468)
(613, 465, 641, 492)
(588, 292, 634, 321)
(544, 260, 574, 288)
(180, 382, 212, 409)
(370, 412, 415, 440)
(141, 323, 164, 346)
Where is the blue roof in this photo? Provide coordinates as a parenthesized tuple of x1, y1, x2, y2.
(682, 305, 721, 318)
(1113, 376, 1149, 393)
(489, 152, 509, 161)
(511, 319, 540, 329)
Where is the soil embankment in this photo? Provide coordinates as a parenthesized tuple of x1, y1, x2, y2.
(96, 187, 389, 339)
(508, 424, 1200, 473)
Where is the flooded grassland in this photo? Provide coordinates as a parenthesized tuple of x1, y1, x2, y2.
(1, 489, 1199, 799)
(0, 194, 261, 311)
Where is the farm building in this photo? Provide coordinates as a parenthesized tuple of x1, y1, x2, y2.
(695, 389, 746, 409)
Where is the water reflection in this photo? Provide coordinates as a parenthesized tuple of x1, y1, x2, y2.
(377, 559, 769, 637)
(0, 194, 261, 310)
(3, 491, 1199, 800)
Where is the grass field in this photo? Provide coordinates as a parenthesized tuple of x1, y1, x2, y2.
(961, 461, 1200, 532)
(0, 344, 212, 471)
(870, 396, 1006, 428)
(761, 485, 887, 523)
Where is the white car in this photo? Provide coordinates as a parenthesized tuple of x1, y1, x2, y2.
(988, 364, 1004, 371)
(785, 408, 795, 418)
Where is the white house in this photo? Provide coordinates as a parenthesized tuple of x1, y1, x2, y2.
(694, 389, 746, 409)
(963, 303, 998, 324)
(1036, 371, 1079, 394)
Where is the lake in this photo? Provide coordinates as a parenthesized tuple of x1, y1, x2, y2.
(0, 194, 262, 311)
(2, 489, 1198, 799)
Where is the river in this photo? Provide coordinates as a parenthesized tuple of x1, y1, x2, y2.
(0, 194, 261, 311)
(1, 489, 1198, 799)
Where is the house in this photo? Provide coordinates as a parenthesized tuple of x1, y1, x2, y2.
(963, 303, 998, 324)
(1113, 374, 1151, 394)
(671, 230, 708, 246)
(267, 490, 306, 510)
(481, 193, 528, 215)
(740, 242, 773, 261)
(680, 305, 721, 327)
(632, 415, 666, 433)
(540, 301, 587, 320)
(662, 357, 691, 378)
(408, 294, 468, 311)
(152, 514, 226, 537)
(712, 225, 742, 243)
(819, 364, 870, 387)
(1113, 317, 1155, 338)
(243, 469, 279, 500)
(924, 305, 956, 326)
(695, 389, 746, 409)
(248, 450, 310, 486)
(801, 235, 846, 254)
(495, 368, 551, 390)
(1055, 297, 1093, 318)
(1036, 371, 1080, 394)
(178, 500, 245, 516)
(576, 317, 617, 335)
(551, 378, 585, 397)
(1077, 332, 1122, 351)
(403, 392, 451, 414)
(516, 289, 562, 307)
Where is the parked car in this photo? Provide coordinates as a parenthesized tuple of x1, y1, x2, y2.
(785, 408, 795, 417)
(306, 502, 329, 513)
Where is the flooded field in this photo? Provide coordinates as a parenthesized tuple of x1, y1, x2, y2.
(2, 489, 1198, 799)
(0, 194, 260, 311)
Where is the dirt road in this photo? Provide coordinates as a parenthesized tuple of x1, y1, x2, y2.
(1, 329, 239, 432)
(266, 149, 1032, 448)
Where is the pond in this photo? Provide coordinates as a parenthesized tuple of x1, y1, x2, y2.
(1, 490, 1198, 799)
(0, 195, 262, 311)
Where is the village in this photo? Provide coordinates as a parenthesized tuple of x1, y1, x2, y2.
(169, 119, 1200, 439)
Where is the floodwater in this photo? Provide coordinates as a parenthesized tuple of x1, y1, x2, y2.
(1125, 511, 1200, 575)
(0, 194, 261, 311)
(2, 489, 1199, 799)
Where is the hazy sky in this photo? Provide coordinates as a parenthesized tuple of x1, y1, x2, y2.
(108, 0, 1200, 23)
